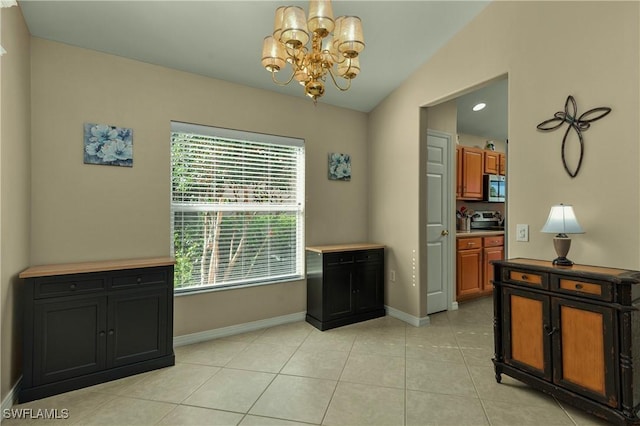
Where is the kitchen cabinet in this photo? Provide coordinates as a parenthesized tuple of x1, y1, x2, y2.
(457, 234, 504, 301)
(482, 235, 504, 295)
(19, 257, 175, 402)
(484, 150, 500, 175)
(456, 237, 483, 300)
(492, 258, 640, 425)
(499, 153, 506, 175)
(460, 147, 484, 199)
(306, 244, 385, 331)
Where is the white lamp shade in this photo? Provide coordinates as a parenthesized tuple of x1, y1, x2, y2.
(541, 204, 584, 235)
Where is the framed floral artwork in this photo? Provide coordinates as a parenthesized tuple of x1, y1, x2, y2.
(328, 152, 351, 181)
(84, 123, 133, 167)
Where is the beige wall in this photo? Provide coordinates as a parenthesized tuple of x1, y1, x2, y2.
(1, 6, 30, 401)
(369, 1, 640, 318)
(30, 38, 369, 340)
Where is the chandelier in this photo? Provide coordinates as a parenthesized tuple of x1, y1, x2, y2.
(261, 0, 364, 103)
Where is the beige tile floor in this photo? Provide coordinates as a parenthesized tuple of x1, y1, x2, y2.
(5, 297, 611, 425)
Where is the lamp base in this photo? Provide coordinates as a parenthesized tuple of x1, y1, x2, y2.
(552, 236, 574, 267)
(552, 256, 574, 266)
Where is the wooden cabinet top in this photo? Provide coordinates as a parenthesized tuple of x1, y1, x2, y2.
(306, 243, 385, 254)
(494, 258, 640, 283)
(19, 257, 175, 279)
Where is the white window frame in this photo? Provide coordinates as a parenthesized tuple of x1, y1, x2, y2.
(170, 121, 305, 293)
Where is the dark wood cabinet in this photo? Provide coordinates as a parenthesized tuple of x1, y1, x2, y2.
(493, 258, 640, 425)
(306, 244, 385, 331)
(20, 257, 175, 402)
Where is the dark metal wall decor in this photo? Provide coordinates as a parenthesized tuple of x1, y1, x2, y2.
(536, 95, 611, 178)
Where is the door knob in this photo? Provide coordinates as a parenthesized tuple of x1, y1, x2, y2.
(441, 229, 449, 236)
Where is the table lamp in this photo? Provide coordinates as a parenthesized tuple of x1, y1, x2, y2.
(541, 204, 584, 266)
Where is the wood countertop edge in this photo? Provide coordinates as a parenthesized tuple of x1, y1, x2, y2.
(494, 257, 637, 279)
(19, 257, 176, 279)
(306, 243, 386, 253)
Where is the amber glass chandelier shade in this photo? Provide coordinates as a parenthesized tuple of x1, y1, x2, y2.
(280, 6, 309, 48)
(261, 36, 286, 72)
(337, 56, 360, 79)
(308, 0, 335, 37)
(262, 0, 363, 102)
(337, 16, 365, 57)
(273, 6, 286, 41)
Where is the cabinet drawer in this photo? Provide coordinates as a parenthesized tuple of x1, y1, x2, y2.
(483, 235, 504, 247)
(355, 249, 382, 263)
(34, 275, 106, 299)
(325, 253, 355, 266)
(457, 237, 482, 250)
(110, 269, 168, 289)
(503, 268, 549, 289)
(551, 276, 612, 301)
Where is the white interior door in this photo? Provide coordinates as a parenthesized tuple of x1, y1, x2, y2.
(426, 130, 451, 314)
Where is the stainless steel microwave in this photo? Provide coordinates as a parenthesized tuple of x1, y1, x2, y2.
(484, 174, 506, 202)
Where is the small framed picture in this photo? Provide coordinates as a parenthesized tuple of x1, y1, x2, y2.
(84, 123, 133, 167)
(328, 153, 351, 181)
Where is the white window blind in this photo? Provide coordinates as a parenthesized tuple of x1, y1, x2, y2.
(170, 122, 305, 292)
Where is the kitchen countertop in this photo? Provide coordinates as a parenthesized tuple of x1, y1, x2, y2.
(456, 230, 505, 237)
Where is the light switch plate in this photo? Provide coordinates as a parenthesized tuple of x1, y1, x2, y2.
(516, 224, 529, 242)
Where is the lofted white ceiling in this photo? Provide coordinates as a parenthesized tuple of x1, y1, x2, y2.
(18, 0, 506, 139)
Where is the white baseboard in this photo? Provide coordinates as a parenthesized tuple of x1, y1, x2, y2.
(1, 376, 21, 414)
(385, 306, 430, 327)
(174, 311, 306, 347)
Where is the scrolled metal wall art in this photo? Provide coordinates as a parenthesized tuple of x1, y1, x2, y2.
(536, 95, 611, 178)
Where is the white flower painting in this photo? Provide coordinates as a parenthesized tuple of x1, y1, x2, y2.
(84, 123, 133, 167)
(328, 153, 351, 181)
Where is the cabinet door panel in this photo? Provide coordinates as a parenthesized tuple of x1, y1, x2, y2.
(503, 288, 552, 380)
(354, 262, 383, 313)
(483, 246, 503, 292)
(324, 267, 353, 320)
(33, 297, 107, 385)
(462, 148, 484, 199)
(552, 298, 617, 407)
(107, 289, 168, 368)
(456, 248, 482, 299)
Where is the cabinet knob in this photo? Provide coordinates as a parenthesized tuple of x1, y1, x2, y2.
(108, 330, 114, 336)
(99, 331, 105, 337)
(521, 274, 528, 280)
(70, 283, 77, 290)
(575, 283, 583, 290)
(136, 277, 142, 284)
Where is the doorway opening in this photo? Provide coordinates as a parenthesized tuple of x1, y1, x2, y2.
(422, 75, 508, 316)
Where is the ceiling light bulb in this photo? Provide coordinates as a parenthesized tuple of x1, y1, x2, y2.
(473, 103, 486, 112)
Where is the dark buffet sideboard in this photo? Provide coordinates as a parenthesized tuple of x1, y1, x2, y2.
(492, 258, 640, 425)
(19, 257, 175, 402)
(306, 243, 385, 331)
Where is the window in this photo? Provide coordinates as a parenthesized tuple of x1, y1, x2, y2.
(170, 122, 305, 292)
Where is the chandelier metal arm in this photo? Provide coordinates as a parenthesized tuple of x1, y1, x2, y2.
(270, 68, 297, 86)
(327, 67, 352, 92)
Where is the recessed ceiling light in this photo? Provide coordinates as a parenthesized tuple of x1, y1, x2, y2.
(473, 102, 486, 112)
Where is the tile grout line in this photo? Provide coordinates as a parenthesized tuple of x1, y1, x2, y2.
(319, 324, 359, 425)
(452, 304, 494, 426)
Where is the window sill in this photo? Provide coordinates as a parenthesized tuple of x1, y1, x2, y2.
(174, 275, 304, 297)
